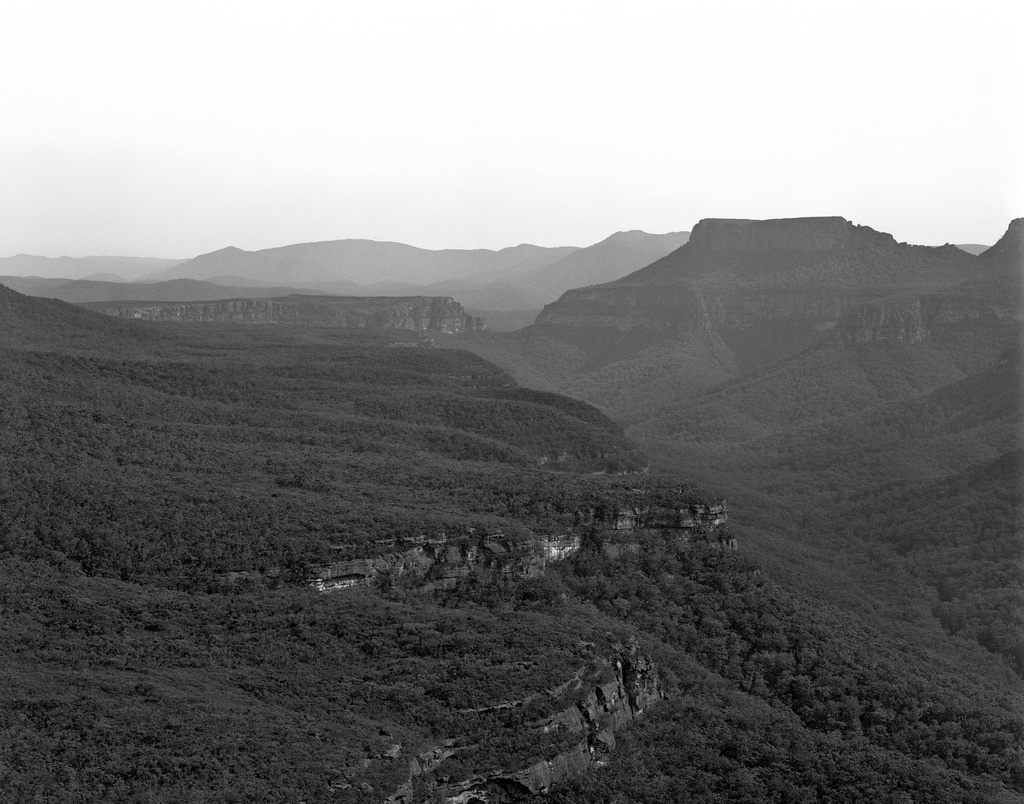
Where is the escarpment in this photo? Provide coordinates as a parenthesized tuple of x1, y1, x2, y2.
(308, 495, 730, 593)
(84, 295, 486, 333)
(387, 640, 663, 804)
(837, 281, 1021, 344)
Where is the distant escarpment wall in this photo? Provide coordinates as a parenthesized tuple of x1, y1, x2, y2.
(534, 283, 878, 335)
(308, 500, 730, 593)
(88, 295, 486, 333)
(536, 278, 1019, 346)
(387, 640, 663, 804)
(837, 286, 1020, 345)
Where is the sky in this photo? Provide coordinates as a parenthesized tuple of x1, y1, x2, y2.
(2, 0, 1021, 259)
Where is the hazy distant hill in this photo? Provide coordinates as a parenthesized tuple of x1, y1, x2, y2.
(0, 276, 331, 305)
(338, 230, 692, 314)
(141, 240, 576, 286)
(956, 243, 990, 255)
(0, 254, 186, 280)
(2, 232, 691, 316)
(130, 232, 690, 312)
(525, 229, 690, 296)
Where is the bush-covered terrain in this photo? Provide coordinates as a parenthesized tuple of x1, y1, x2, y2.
(2, 284, 1022, 802)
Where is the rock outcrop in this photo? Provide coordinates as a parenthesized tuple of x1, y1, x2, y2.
(86, 295, 485, 333)
(837, 283, 1020, 345)
(388, 640, 663, 803)
(838, 299, 929, 345)
(308, 498, 729, 593)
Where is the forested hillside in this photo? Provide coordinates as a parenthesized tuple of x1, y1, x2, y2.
(452, 217, 1023, 800)
(459, 218, 1021, 674)
(2, 282, 1022, 802)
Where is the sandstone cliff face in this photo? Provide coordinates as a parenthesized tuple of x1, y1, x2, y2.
(308, 500, 729, 593)
(838, 300, 928, 345)
(837, 280, 1021, 344)
(90, 295, 485, 333)
(389, 641, 663, 804)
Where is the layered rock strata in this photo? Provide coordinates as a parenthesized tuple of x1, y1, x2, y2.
(388, 641, 662, 803)
(87, 295, 485, 333)
(308, 500, 729, 593)
(836, 276, 1021, 345)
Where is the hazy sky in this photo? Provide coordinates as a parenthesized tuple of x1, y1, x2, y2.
(2, 1, 1021, 258)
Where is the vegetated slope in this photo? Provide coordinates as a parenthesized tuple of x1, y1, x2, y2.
(458, 217, 1022, 671)
(2, 285, 1022, 802)
(0, 280, 149, 350)
(0, 285, 646, 588)
(633, 332, 1020, 656)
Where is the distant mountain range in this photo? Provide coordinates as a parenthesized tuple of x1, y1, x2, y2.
(0, 254, 187, 280)
(0, 231, 689, 319)
(0, 276, 333, 305)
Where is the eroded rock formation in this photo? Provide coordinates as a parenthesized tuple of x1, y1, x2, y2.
(388, 640, 663, 803)
(88, 295, 486, 333)
(308, 499, 730, 593)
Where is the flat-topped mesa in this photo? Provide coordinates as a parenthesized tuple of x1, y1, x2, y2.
(535, 216, 984, 341)
(686, 216, 879, 253)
